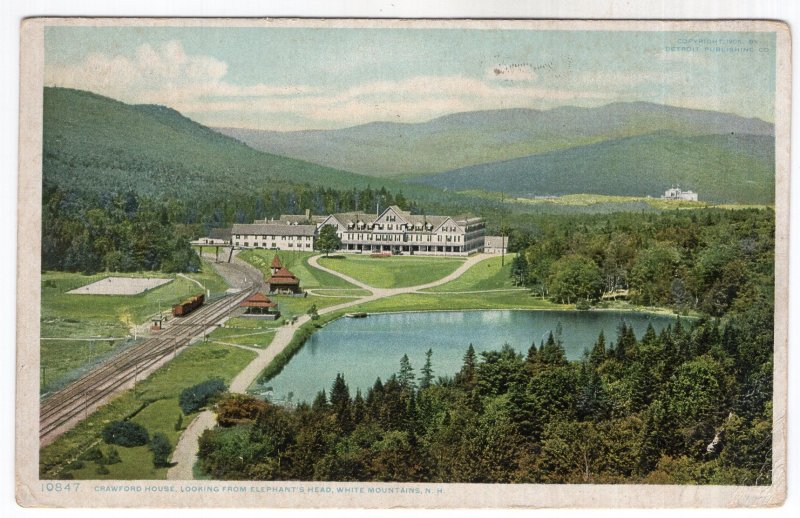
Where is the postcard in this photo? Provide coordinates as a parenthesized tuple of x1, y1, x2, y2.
(16, 18, 790, 508)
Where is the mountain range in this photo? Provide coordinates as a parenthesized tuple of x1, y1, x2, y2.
(43, 88, 775, 207)
(216, 102, 774, 182)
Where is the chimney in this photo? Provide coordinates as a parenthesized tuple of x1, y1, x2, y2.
(305, 208, 311, 220)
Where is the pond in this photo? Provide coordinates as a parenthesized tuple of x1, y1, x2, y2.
(254, 310, 679, 405)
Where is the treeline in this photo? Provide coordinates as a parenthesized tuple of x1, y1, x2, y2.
(507, 208, 774, 316)
(197, 302, 772, 484)
(42, 183, 200, 274)
(41, 182, 413, 273)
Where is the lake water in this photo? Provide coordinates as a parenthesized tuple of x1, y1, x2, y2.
(255, 310, 678, 404)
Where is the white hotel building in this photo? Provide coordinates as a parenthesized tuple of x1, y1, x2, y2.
(229, 205, 485, 256)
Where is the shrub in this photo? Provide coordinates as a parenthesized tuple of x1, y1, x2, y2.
(96, 465, 110, 475)
(102, 420, 150, 447)
(216, 394, 269, 427)
(150, 433, 173, 468)
(179, 378, 227, 415)
(106, 447, 122, 465)
(80, 446, 104, 462)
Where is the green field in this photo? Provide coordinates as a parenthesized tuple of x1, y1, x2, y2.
(41, 262, 229, 326)
(41, 341, 257, 480)
(40, 261, 229, 393)
(352, 291, 563, 314)
(239, 250, 359, 289)
(206, 317, 281, 349)
(272, 294, 354, 320)
(317, 255, 465, 289)
(423, 254, 516, 292)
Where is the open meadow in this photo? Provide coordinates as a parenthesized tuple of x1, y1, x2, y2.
(40, 261, 229, 393)
(317, 254, 465, 288)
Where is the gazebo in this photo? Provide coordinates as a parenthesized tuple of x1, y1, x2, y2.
(239, 292, 280, 319)
(266, 266, 303, 295)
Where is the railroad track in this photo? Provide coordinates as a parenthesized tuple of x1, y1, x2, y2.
(39, 277, 260, 446)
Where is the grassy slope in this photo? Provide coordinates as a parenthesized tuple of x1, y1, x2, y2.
(42, 342, 257, 480)
(237, 250, 357, 317)
(317, 255, 466, 289)
(237, 249, 357, 290)
(413, 132, 775, 205)
(423, 254, 515, 292)
(206, 317, 279, 350)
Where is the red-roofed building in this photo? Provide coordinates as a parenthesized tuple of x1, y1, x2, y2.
(239, 292, 280, 319)
(270, 255, 283, 275)
(266, 266, 303, 295)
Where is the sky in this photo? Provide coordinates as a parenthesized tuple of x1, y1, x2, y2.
(44, 25, 777, 131)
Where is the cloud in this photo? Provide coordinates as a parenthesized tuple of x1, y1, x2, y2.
(168, 74, 612, 128)
(45, 40, 323, 106)
(47, 40, 763, 130)
(46, 41, 616, 129)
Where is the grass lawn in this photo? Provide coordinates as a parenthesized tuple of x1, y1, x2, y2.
(351, 291, 565, 314)
(423, 254, 516, 292)
(42, 341, 257, 480)
(238, 250, 358, 289)
(318, 255, 465, 289)
(207, 317, 281, 349)
(307, 288, 372, 297)
(41, 260, 229, 325)
(40, 260, 230, 393)
(273, 294, 353, 320)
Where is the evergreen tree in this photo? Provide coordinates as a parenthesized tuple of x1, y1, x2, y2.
(398, 354, 416, 392)
(456, 344, 478, 389)
(330, 373, 352, 432)
(420, 349, 434, 390)
(589, 330, 606, 368)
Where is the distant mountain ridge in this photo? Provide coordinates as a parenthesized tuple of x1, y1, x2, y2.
(216, 102, 773, 177)
(412, 131, 775, 205)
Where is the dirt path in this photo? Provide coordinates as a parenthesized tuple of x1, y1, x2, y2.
(167, 253, 491, 479)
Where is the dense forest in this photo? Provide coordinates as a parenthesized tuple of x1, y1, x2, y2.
(196, 208, 774, 484)
(41, 181, 413, 273)
(507, 208, 775, 316)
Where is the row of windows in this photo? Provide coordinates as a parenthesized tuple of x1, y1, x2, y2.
(234, 234, 312, 241)
(239, 242, 313, 249)
(343, 233, 463, 243)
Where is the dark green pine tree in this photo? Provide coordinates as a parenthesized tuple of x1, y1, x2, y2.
(589, 330, 606, 368)
(456, 344, 478, 389)
(352, 388, 366, 425)
(398, 354, 417, 392)
(637, 399, 668, 476)
(312, 389, 328, 413)
(540, 332, 567, 365)
(330, 373, 352, 432)
(526, 342, 539, 364)
(420, 349, 434, 390)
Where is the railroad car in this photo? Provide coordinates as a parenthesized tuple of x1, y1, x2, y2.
(172, 293, 205, 317)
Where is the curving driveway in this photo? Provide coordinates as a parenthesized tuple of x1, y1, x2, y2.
(167, 253, 491, 479)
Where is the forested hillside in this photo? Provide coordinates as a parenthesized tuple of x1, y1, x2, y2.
(217, 102, 773, 178)
(42, 87, 452, 206)
(414, 132, 775, 205)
